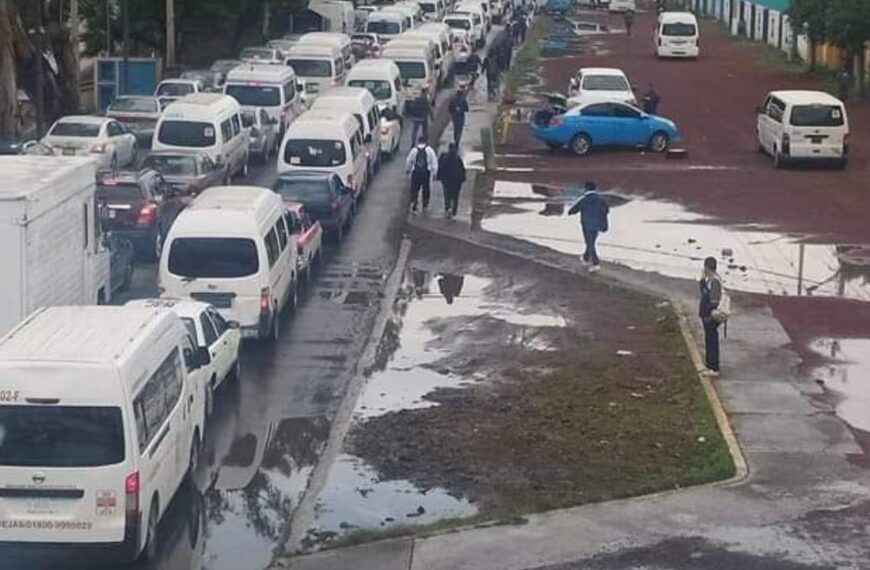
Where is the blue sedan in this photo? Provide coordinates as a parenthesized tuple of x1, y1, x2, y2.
(531, 101, 681, 156)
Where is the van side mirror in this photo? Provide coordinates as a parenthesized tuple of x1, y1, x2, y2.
(227, 320, 240, 330)
(197, 347, 211, 366)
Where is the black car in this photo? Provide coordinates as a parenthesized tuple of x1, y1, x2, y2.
(272, 171, 355, 241)
(106, 232, 135, 295)
(97, 169, 191, 261)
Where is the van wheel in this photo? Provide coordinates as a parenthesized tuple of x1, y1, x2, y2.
(151, 228, 163, 262)
(288, 281, 298, 315)
(269, 309, 280, 342)
(141, 499, 159, 561)
(187, 431, 201, 486)
(773, 147, 784, 169)
(205, 377, 216, 417)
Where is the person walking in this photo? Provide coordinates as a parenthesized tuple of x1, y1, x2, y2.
(449, 87, 470, 146)
(642, 83, 661, 114)
(405, 136, 438, 213)
(838, 64, 853, 103)
(466, 51, 482, 88)
(623, 9, 635, 37)
(408, 87, 433, 147)
(699, 256, 724, 376)
(483, 55, 500, 100)
(567, 181, 609, 272)
(437, 142, 466, 219)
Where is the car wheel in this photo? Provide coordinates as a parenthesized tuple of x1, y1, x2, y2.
(569, 133, 592, 156)
(152, 227, 163, 262)
(649, 131, 670, 153)
(141, 500, 159, 561)
(205, 377, 215, 417)
(119, 261, 134, 292)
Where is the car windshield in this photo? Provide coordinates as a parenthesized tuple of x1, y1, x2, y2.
(97, 183, 142, 202)
(445, 18, 471, 30)
(284, 139, 347, 167)
(141, 155, 199, 176)
(49, 122, 100, 137)
(157, 120, 216, 148)
(168, 237, 260, 278)
(582, 74, 630, 91)
(790, 104, 845, 127)
(241, 48, 276, 60)
(157, 82, 195, 97)
(395, 61, 427, 79)
(0, 406, 124, 467)
(286, 59, 332, 77)
(367, 21, 401, 35)
(109, 97, 159, 113)
(225, 84, 282, 106)
(273, 178, 333, 202)
(348, 79, 392, 100)
(661, 22, 697, 36)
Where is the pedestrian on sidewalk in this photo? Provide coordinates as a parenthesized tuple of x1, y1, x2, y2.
(483, 55, 500, 100)
(405, 136, 438, 214)
(449, 87, 470, 146)
(642, 83, 661, 115)
(567, 181, 609, 272)
(466, 51, 482, 88)
(437, 142, 466, 219)
(838, 64, 853, 103)
(408, 87, 434, 147)
(623, 9, 635, 37)
(699, 256, 724, 376)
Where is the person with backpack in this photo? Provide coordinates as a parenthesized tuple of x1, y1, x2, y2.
(449, 87, 470, 146)
(437, 142, 466, 219)
(404, 136, 438, 213)
(567, 181, 609, 272)
(699, 256, 727, 376)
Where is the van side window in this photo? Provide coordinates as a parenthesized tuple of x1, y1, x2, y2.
(335, 58, 344, 75)
(276, 218, 289, 251)
(394, 77, 402, 93)
(265, 227, 280, 267)
(350, 131, 362, 161)
(231, 114, 242, 136)
(133, 348, 183, 452)
(220, 119, 232, 143)
(208, 308, 228, 335)
(284, 79, 296, 103)
(367, 108, 377, 132)
(200, 313, 218, 346)
(768, 98, 785, 123)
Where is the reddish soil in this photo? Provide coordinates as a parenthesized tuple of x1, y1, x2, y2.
(501, 10, 870, 244)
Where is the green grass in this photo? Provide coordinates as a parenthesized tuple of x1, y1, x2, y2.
(503, 17, 547, 98)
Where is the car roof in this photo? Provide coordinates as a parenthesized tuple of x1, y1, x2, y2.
(54, 115, 109, 125)
(126, 298, 211, 319)
(769, 90, 844, 105)
(579, 67, 628, 77)
(312, 86, 374, 104)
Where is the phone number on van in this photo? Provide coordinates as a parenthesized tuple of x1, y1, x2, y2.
(0, 519, 92, 530)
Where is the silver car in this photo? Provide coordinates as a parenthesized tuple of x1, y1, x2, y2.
(140, 150, 228, 195)
(241, 107, 279, 162)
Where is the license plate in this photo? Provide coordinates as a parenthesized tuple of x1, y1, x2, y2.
(27, 499, 57, 514)
(62, 148, 76, 156)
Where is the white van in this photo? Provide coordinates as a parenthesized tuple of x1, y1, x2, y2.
(756, 90, 849, 169)
(655, 12, 699, 58)
(364, 12, 408, 43)
(153, 93, 250, 181)
(457, 0, 490, 32)
(311, 87, 382, 178)
(382, 44, 437, 105)
(419, 0, 446, 21)
(345, 58, 407, 118)
(160, 186, 299, 342)
(223, 65, 302, 135)
(297, 32, 355, 72)
(284, 44, 346, 99)
(379, 7, 415, 33)
(448, 9, 485, 47)
(404, 27, 455, 86)
(277, 111, 368, 199)
(0, 305, 207, 562)
(393, 2, 425, 26)
(443, 13, 478, 46)
(389, 36, 441, 86)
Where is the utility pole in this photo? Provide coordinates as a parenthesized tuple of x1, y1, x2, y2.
(35, 0, 46, 137)
(70, 0, 80, 108)
(166, 0, 176, 69)
(122, 0, 129, 95)
(262, 0, 271, 41)
(105, 0, 111, 54)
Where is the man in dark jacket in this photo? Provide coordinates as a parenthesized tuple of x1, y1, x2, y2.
(699, 256, 724, 375)
(567, 181, 609, 271)
(408, 87, 434, 147)
(642, 83, 661, 115)
(437, 143, 466, 219)
(449, 88, 470, 146)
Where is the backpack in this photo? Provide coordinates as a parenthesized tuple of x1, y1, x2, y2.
(413, 147, 429, 176)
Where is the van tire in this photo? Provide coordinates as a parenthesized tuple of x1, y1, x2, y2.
(205, 377, 216, 417)
(142, 499, 159, 561)
(188, 431, 201, 486)
(269, 309, 280, 342)
(151, 227, 164, 262)
(773, 147, 784, 169)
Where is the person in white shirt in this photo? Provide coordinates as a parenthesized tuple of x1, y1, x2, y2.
(405, 136, 439, 213)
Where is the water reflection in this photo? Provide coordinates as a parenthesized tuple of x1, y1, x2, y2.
(809, 338, 870, 433)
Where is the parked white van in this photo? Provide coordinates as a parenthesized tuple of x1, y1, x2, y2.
(364, 11, 408, 43)
(153, 94, 250, 181)
(756, 90, 849, 169)
(284, 44, 346, 99)
(379, 6, 414, 33)
(297, 32, 355, 72)
(443, 13, 479, 47)
(0, 305, 207, 562)
(403, 28, 455, 86)
(419, 0, 446, 21)
(223, 65, 302, 134)
(456, 0, 490, 32)
(448, 9, 485, 47)
(345, 58, 407, 118)
(382, 44, 437, 105)
(277, 111, 368, 199)
(160, 186, 299, 342)
(311, 87, 382, 178)
(655, 12, 699, 58)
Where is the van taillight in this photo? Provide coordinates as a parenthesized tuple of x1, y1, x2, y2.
(124, 471, 140, 514)
(259, 287, 271, 312)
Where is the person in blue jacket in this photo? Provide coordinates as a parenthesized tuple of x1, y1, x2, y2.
(568, 181, 610, 272)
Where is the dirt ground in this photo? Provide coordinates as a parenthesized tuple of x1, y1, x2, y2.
(499, 10, 870, 245)
(348, 235, 734, 515)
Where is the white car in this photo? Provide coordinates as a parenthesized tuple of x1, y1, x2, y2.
(155, 78, 204, 107)
(609, 0, 636, 12)
(42, 115, 138, 171)
(567, 67, 637, 107)
(378, 103, 402, 157)
(568, 20, 610, 35)
(126, 298, 242, 416)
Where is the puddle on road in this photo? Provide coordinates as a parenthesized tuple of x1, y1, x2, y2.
(483, 181, 870, 301)
(808, 338, 870, 434)
(306, 270, 567, 545)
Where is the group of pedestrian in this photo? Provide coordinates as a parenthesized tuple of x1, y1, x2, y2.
(404, 137, 466, 219)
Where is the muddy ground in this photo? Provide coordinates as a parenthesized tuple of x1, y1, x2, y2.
(347, 235, 733, 517)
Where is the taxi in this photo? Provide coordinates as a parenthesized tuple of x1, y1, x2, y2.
(284, 203, 324, 284)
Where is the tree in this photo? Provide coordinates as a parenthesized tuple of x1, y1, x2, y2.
(0, 0, 17, 137)
(787, 0, 828, 71)
(826, 0, 870, 98)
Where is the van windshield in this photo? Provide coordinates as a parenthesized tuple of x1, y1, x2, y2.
(661, 22, 696, 36)
(445, 18, 471, 30)
(790, 104, 845, 127)
(0, 405, 124, 467)
(158, 120, 216, 148)
(367, 21, 401, 35)
(225, 84, 282, 107)
(169, 237, 260, 278)
(157, 82, 195, 97)
(284, 139, 347, 167)
(348, 79, 392, 100)
(394, 61, 427, 79)
(286, 59, 332, 77)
